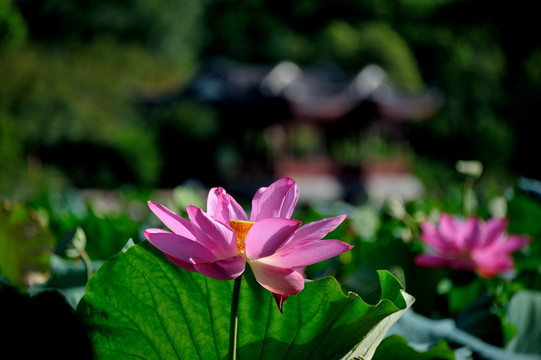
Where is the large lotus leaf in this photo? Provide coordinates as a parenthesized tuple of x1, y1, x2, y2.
(77, 241, 412, 359)
(0, 201, 54, 288)
(340, 273, 414, 360)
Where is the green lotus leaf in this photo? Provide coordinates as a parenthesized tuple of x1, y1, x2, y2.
(77, 241, 413, 359)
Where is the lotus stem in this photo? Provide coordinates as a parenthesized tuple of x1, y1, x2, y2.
(229, 275, 242, 360)
(80, 250, 93, 283)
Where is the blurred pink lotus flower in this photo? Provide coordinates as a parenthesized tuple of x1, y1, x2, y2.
(415, 213, 530, 278)
(144, 177, 352, 310)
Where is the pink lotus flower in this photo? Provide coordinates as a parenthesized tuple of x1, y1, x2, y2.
(144, 177, 352, 310)
(415, 213, 530, 278)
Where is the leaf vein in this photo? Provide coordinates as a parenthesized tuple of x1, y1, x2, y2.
(141, 269, 183, 359)
(147, 251, 205, 359)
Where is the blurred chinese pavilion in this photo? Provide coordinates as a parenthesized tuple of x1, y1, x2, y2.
(139, 58, 443, 203)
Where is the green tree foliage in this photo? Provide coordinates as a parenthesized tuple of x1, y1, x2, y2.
(16, 0, 208, 64)
(1, 0, 209, 191)
(202, 0, 424, 92)
(1, 0, 540, 191)
(319, 20, 424, 92)
(0, 43, 165, 188)
(201, 0, 541, 177)
(0, 112, 25, 193)
(0, 0, 27, 48)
